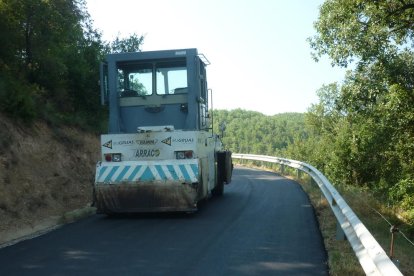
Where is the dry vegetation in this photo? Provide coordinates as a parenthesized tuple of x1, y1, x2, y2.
(306, 181, 414, 276)
(0, 115, 99, 244)
(300, 179, 365, 276)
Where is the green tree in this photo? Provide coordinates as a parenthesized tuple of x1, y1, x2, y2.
(109, 33, 144, 53)
(309, 0, 414, 68)
(0, 0, 144, 129)
(307, 0, 414, 221)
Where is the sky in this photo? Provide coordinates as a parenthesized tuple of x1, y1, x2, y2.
(86, 0, 346, 116)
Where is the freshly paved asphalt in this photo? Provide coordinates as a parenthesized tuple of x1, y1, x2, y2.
(0, 167, 328, 275)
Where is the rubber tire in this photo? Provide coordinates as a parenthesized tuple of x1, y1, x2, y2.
(212, 167, 224, 196)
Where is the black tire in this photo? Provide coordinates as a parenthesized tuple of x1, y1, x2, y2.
(91, 186, 97, 207)
(212, 167, 224, 196)
(212, 181, 224, 196)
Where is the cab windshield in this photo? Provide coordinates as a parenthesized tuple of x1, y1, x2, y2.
(117, 59, 187, 97)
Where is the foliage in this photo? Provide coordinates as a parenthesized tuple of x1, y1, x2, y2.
(109, 33, 144, 53)
(0, 0, 144, 129)
(0, 70, 37, 122)
(305, 0, 414, 223)
(212, 109, 307, 157)
(309, 0, 414, 68)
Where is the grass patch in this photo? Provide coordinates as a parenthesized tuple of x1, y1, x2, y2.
(336, 186, 414, 276)
(300, 177, 365, 275)
(59, 206, 96, 224)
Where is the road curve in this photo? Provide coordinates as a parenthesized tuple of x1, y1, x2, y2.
(0, 167, 328, 275)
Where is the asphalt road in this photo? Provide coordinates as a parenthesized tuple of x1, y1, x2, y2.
(0, 167, 328, 275)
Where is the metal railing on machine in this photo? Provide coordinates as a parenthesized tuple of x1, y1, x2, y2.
(232, 153, 403, 276)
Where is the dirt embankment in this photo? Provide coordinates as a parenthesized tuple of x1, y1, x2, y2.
(0, 115, 100, 243)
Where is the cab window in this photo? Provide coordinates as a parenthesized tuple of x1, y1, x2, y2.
(156, 60, 187, 95)
(117, 64, 153, 97)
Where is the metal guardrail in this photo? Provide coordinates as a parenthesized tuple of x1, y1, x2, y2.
(232, 153, 403, 276)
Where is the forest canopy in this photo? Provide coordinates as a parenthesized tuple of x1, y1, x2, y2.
(306, 0, 414, 223)
(0, 0, 143, 129)
(212, 109, 306, 157)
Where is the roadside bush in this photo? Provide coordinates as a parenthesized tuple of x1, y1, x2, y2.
(389, 178, 414, 227)
(0, 73, 37, 123)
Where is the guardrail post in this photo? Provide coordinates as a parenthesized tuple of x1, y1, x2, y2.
(296, 169, 301, 180)
(336, 221, 346, 240)
(281, 164, 285, 175)
(389, 226, 400, 268)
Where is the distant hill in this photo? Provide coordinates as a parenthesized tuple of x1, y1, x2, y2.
(212, 109, 306, 156)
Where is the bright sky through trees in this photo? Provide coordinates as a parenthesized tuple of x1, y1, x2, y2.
(86, 0, 346, 115)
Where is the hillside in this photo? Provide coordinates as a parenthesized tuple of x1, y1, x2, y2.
(212, 109, 306, 156)
(0, 115, 99, 243)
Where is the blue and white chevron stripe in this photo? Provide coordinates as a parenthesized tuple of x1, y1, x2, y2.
(96, 160, 199, 184)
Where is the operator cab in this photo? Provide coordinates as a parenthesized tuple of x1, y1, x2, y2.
(100, 49, 210, 133)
